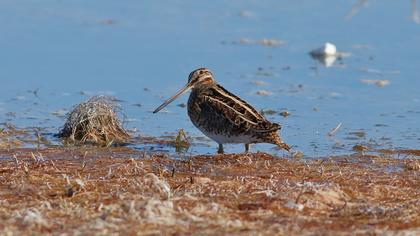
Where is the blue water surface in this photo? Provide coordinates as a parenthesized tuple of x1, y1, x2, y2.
(0, 0, 419, 157)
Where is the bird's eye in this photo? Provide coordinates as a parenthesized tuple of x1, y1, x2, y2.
(199, 71, 204, 75)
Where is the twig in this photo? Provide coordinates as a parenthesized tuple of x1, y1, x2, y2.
(328, 123, 342, 136)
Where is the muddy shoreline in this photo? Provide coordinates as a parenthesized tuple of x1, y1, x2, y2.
(0, 147, 419, 235)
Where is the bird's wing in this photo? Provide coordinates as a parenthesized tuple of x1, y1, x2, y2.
(203, 85, 280, 132)
(212, 85, 264, 121)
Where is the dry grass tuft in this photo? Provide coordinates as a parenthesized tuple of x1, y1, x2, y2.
(59, 96, 130, 146)
(404, 159, 420, 171)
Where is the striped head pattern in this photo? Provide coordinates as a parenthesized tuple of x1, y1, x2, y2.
(187, 68, 215, 87)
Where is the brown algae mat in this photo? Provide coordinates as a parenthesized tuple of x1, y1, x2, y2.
(0, 148, 419, 235)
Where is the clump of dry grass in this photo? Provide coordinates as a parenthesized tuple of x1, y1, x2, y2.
(404, 159, 420, 171)
(59, 96, 130, 146)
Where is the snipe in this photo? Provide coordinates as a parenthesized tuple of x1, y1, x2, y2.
(153, 68, 290, 154)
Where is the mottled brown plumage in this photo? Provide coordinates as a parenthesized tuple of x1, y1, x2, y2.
(153, 68, 290, 154)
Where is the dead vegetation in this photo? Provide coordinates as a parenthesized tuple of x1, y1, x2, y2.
(0, 123, 51, 149)
(174, 129, 190, 153)
(58, 96, 130, 146)
(0, 123, 24, 149)
(0, 148, 419, 235)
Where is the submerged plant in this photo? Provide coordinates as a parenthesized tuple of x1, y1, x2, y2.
(174, 129, 190, 153)
(0, 123, 32, 149)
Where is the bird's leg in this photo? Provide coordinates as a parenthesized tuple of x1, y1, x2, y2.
(245, 143, 250, 153)
(217, 144, 224, 154)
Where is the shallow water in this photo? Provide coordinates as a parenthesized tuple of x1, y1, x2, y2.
(0, 0, 419, 157)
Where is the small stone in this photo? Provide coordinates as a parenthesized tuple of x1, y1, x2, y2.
(279, 110, 290, 117)
(361, 79, 390, 87)
(352, 144, 369, 152)
(238, 38, 252, 44)
(292, 151, 304, 159)
(177, 103, 187, 108)
(255, 90, 272, 96)
(257, 39, 286, 47)
(251, 80, 268, 86)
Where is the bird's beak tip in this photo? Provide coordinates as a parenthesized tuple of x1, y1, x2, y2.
(152, 84, 191, 114)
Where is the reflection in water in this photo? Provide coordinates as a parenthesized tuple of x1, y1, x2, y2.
(310, 55, 338, 68)
(348, 0, 420, 24)
(412, 0, 420, 23)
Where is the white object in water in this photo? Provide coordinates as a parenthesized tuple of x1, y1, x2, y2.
(310, 42, 337, 57)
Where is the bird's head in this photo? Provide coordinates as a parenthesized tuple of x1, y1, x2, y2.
(153, 68, 215, 113)
(187, 68, 214, 86)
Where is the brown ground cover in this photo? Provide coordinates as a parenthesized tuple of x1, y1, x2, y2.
(0, 147, 419, 235)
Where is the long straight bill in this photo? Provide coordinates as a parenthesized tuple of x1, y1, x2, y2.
(153, 84, 192, 113)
